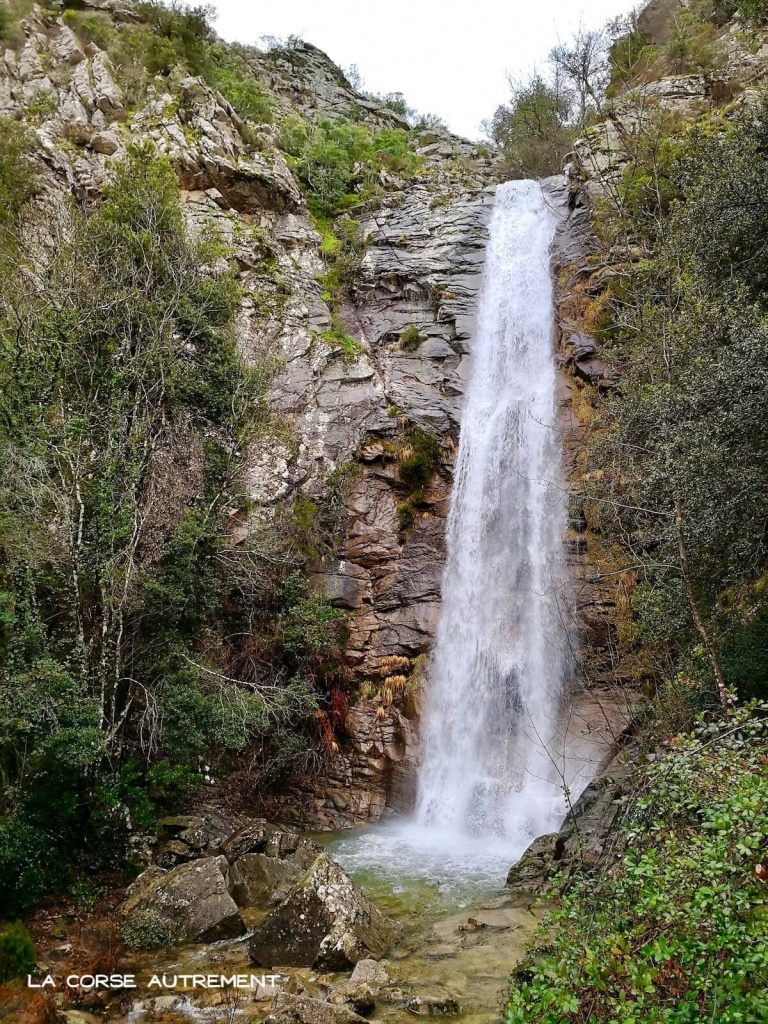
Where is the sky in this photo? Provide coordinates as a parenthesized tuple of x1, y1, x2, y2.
(208, 0, 640, 140)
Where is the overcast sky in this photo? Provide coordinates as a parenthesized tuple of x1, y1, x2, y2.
(208, 0, 639, 139)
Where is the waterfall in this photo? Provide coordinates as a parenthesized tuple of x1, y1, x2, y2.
(331, 179, 575, 891)
(414, 179, 569, 847)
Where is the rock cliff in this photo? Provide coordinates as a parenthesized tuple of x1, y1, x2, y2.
(0, 0, 501, 825)
(1, 0, 643, 833)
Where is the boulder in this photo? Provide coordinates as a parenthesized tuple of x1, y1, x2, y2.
(249, 854, 396, 971)
(221, 819, 321, 868)
(505, 833, 561, 893)
(264, 993, 368, 1024)
(122, 855, 246, 948)
(349, 959, 390, 989)
(229, 853, 303, 907)
(506, 755, 633, 893)
(90, 130, 120, 155)
(328, 958, 391, 1015)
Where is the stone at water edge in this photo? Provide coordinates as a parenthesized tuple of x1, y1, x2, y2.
(348, 959, 390, 989)
(121, 855, 246, 948)
(505, 832, 561, 893)
(328, 983, 376, 1016)
(328, 958, 391, 1015)
(249, 853, 397, 971)
(405, 995, 462, 1016)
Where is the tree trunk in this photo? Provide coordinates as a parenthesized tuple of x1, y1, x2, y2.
(674, 498, 731, 710)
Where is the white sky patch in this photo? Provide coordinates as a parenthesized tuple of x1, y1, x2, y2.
(208, 0, 639, 139)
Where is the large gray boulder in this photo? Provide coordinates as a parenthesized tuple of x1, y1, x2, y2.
(249, 854, 396, 970)
(122, 856, 246, 948)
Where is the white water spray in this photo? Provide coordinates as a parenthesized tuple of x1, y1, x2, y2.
(414, 179, 568, 848)
(331, 180, 575, 892)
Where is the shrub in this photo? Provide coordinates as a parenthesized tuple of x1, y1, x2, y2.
(0, 923, 36, 983)
(0, 819, 56, 917)
(665, 13, 718, 73)
(135, 0, 214, 74)
(400, 326, 425, 351)
(320, 326, 363, 362)
(0, 118, 37, 230)
(507, 705, 768, 1024)
(489, 74, 573, 179)
(397, 501, 414, 532)
(64, 2, 272, 122)
(280, 115, 421, 217)
(399, 426, 441, 499)
(212, 60, 272, 124)
(279, 596, 347, 679)
(0, 1, 35, 49)
(738, 0, 768, 28)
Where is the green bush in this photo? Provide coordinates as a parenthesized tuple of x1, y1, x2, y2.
(0, 118, 37, 231)
(0, 819, 57, 917)
(0, 922, 36, 983)
(280, 115, 421, 217)
(280, 594, 347, 679)
(135, 0, 214, 73)
(64, 2, 271, 122)
(212, 60, 272, 124)
(400, 326, 425, 351)
(507, 705, 768, 1024)
(399, 426, 441, 499)
(665, 13, 718, 73)
(397, 501, 414, 532)
(737, 0, 768, 28)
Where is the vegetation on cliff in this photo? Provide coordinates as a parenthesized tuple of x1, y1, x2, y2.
(508, 705, 768, 1024)
(0, 137, 345, 913)
(0, 0, 436, 917)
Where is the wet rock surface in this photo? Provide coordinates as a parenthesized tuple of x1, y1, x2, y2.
(506, 750, 634, 893)
(264, 992, 369, 1024)
(122, 811, 394, 966)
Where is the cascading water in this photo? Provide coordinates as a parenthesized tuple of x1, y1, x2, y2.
(414, 178, 567, 844)
(331, 179, 577, 894)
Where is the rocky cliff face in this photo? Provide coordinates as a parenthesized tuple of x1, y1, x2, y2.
(503, 4, 768, 894)
(0, 0, 501, 826)
(2, 0, 643, 833)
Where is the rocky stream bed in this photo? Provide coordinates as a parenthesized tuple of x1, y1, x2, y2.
(27, 759, 632, 1024)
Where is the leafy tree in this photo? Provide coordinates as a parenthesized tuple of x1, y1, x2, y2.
(586, 103, 768, 711)
(0, 139, 324, 908)
(488, 73, 573, 178)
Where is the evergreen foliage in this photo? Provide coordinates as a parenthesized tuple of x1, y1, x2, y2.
(590, 104, 768, 709)
(0, 922, 36, 983)
(507, 706, 768, 1024)
(279, 114, 421, 217)
(0, 139, 336, 912)
(62, 1, 272, 122)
